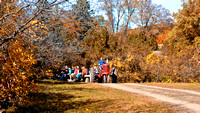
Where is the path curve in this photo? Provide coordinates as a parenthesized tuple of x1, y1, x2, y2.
(99, 83, 200, 113)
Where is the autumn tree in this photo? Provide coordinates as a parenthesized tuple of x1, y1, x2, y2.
(0, 0, 69, 108)
(135, 0, 172, 37)
(81, 26, 119, 66)
(93, 15, 105, 27)
(123, 0, 137, 35)
(171, 0, 200, 44)
(156, 30, 170, 44)
(164, 0, 200, 82)
(71, 0, 93, 40)
(165, 0, 200, 56)
(102, 0, 115, 33)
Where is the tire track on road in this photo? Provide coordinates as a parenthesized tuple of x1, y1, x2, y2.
(100, 83, 200, 113)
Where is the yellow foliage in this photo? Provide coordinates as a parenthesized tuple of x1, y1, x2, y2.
(45, 70, 54, 77)
(146, 53, 170, 65)
(0, 39, 37, 103)
(26, 20, 48, 41)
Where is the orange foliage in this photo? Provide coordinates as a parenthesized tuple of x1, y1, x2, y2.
(61, 12, 85, 39)
(26, 20, 48, 41)
(63, 21, 85, 38)
(156, 30, 170, 44)
(0, 39, 37, 104)
(0, 1, 38, 106)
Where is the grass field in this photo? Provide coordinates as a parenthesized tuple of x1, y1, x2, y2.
(141, 83, 200, 91)
(7, 79, 182, 113)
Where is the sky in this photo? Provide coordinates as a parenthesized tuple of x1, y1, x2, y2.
(92, 0, 183, 20)
(152, 0, 183, 14)
(91, 0, 183, 29)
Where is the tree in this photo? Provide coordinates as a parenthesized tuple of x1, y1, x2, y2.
(165, 0, 200, 55)
(81, 27, 115, 63)
(0, 0, 67, 46)
(135, 0, 172, 37)
(71, 0, 93, 40)
(173, 0, 200, 44)
(123, 0, 137, 35)
(93, 15, 105, 27)
(115, 0, 126, 32)
(102, 0, 115, 33)
(156, 30, 170, 44)
(72, 0, 92, 21)
(0, 0, 68, 108)
(0, 40, 37, 108)
(164, 0, 200, 82)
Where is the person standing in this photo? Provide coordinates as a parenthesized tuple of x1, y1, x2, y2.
(111, 65, 117, 83)
(106, 56, 109, 64)
(98, 57, 105, 70)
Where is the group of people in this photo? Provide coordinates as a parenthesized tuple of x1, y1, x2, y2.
(55, 66, 89, 82)
(54, 57, 117, 83)
(98, 57, 117, 83)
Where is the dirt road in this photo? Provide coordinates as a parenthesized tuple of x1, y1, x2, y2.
(100, 83, 200, 113)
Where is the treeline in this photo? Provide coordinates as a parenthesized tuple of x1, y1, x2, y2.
(78, 0, 200, 83)
(0, 0, 199, 109)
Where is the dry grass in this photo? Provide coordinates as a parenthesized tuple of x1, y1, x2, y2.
(8, 79, 181, 113)
(141, 83, 200, 91)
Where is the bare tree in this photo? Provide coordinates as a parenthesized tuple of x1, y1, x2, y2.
(123, 0, 137, 35)
(115, 0, 125, 32)
(0, 0, 91, 70)
(135, 0, 172, 37)
(102, 0, 115, 33)
(0, 0, 68, 46)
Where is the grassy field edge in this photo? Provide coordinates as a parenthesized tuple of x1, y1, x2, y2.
(6, 79, 185, 113)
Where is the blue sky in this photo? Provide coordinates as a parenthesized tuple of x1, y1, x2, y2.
(91, 0, 183, 19)
(152, 0, 182, 14)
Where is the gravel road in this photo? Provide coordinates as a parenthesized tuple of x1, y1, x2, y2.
(100, 83, 200, 113)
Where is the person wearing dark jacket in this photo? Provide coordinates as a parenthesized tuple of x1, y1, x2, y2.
(60, 66, 69, 81)
(60, 68, 65, 81)
(64, 66, 69, 81)
(111, 65, 117, 83)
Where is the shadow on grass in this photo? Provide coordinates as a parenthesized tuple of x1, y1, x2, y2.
(15, 92, 102, 113)
(13, 79, 112, 112)
(35, 79, 85, 85)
